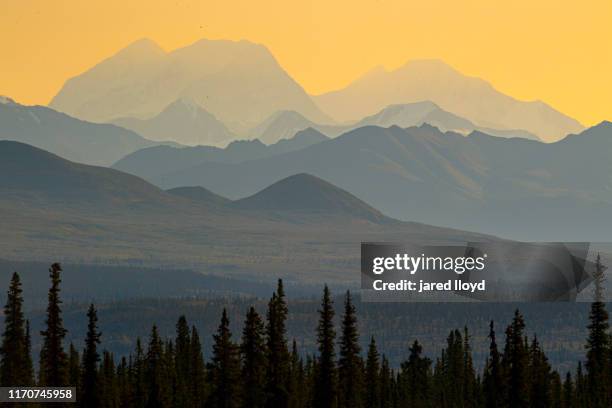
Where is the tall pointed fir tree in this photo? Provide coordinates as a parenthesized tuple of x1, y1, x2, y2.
(288, 340, 306, 408)
(146, 325, 170, 408)
(39, 263, 68, 386)
(0, 272, 34, 386)
(99, 350, 118, 408)
(399, 340, 431, 408)
(82, 303, 102, 408)
(132, 338, 147, 408)
(210, 309, 241, 408)
(365, 337, 381, 408)
(315, 285, 337, 408)
(380, 355, 393, 408)
(190, 326, 207, 407)
(241, 307, 267, 408)
(483, 321, 504, 408)
(174, 316, 192, 408)
(529, 335, 552, 408)
(502, 310, 530, 407)
(337, 291, 363, 408)
(265, 279, 290, 408)
(585, 253, 609, 408)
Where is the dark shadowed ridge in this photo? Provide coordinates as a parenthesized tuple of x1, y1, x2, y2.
(232, 173, 388, 223)
(0, 140, 174, 206)
(166, 186, 231, 207)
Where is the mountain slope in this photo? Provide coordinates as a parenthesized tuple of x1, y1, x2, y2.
(232, 173, 387, 222)
(0, 141, 492, 284)
(313, 60, 583, 141)
(355, 102, 540, 140)
(112, 98, 234, 146)
(112, 128, 329, 181)
(0, 97, 165, 166)
(49, 38, 330, 134)
(0, 140, 174, 206)
(146, 122, 612, 241)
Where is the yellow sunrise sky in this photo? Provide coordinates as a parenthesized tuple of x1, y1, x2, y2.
(1, 0, 611, 125)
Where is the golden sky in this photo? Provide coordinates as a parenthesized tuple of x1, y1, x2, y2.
(1, 0, 611, 125)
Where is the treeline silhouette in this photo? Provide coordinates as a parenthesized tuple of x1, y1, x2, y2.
(1, 262, 610, 407)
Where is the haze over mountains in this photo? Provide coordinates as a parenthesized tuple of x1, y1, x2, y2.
(115, 122, 612, 241)
(250, 102, 539, 144)
(0, 96, 169, 165)
(113, 128, 329, 178)
(112, 98, 234, 146)
(48, 38, 582, 144)
(314, 60, 583, 141)
(49, 38, 329, 133)
(0, 140, 488, 283)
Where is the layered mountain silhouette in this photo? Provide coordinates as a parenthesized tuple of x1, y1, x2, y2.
(113, 127, 329, 180)
(49, 38, 329, 133)
(128, 122, 612, 241)
(0, 141, 489, 283)
(250, 102, 539, 144)
(313, 60, 583, 141)
(112, 98, 234, 146)
(354, 102, 540, 141)
(0, 96, 168, 166)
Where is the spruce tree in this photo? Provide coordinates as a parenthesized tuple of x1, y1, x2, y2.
(315, 285, 337, 408)
(190, 326, 207, 407)
(337, 291, 363, 408)
(174, 316, 192, 408)
(562, 372, 574, 408)
(380, 356, 393, 408)
(132, 338, 147, 408)
(241, 307, 267, 408)
(117, 357, 132, 408)
(39, 263, 68, 386)
(100, 351, 118, 408)
(502, 310, 529, 407)
(288, 340, 305, 408)
(0, 272, 34, 386)
(365, 337, 381, 408)
(529, 336, 552, 408)
(585, 253, 609, 408)
(146, 325, 170, 408)
(483, 321, 504, 408)
(399, 340, 431, 408)
(210, 309, 241, 408)
(265, 279, 290, 408)
(82, 303, 102, 408)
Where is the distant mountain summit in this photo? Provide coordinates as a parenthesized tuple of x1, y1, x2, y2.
(50, 38, 329, 134)
(313, 59, 582, 141)
(357, 102, 540, 140)
(112, 98, 234, 146)
(0, 97, 165, 165)
(232, 173, 387, 222)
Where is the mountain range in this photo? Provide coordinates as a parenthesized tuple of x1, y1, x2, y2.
(313, 60, 583, 141)
(49, 38, 330, 133)
(0, 96, 171, 166)
(113, 127, 328, 178)
(114, 122, 612, 241)
(251, 102, 540, 144)
(112, 98, 235, 146)
(0, 140, 489, 283)
(48, 39, 582, 144)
